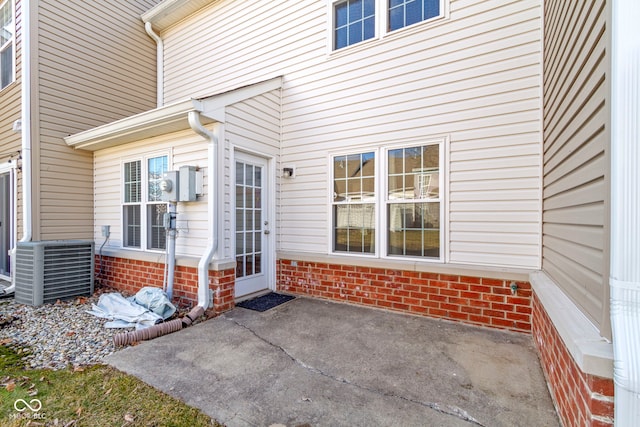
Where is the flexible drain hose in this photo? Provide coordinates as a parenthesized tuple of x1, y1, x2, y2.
(113, 306, 205, 347)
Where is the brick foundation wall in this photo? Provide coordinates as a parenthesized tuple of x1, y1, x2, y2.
(532, 293, 614, 426)
(96, 255, 235, 314)
(277, 259, 532, 333)
(208, 268, 236, 314)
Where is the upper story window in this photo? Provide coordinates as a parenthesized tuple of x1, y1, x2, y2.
(331, 0, 446, 51)
(388, 0, 441, 31)
(122, 155, 168, 251)
(334, 0, 376, 50)
(0, 0, 14, 89)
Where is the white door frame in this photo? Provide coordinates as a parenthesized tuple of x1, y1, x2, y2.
(232, 149, 275, 298)
(0, 162, 16, 280)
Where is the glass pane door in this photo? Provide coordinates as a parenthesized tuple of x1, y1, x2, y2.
(234, 153, 270, 297)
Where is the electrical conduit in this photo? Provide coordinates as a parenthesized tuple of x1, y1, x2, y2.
(165, 202, 177, 300)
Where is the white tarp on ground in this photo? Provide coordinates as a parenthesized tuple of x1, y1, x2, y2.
(87, 287, 176, 330)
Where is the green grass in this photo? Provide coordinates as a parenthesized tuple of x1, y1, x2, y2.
(0, 345, 219, 426)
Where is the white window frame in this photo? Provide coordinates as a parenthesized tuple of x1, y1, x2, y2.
(121, 153, 169, 252)
(331, 0, 378, 51)
(329, 138, 446, 262)
(327, 0, 447, 54)
(331, 149, 378, 256)
(0, 0, 15, 91)
(386, 0, 445, 33)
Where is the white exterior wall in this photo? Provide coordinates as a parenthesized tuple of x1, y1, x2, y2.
(160, 0, 543, 269)
(225, 90, 281, 257)
(94, 130, 210, 258)
(92, 90, 281, 262)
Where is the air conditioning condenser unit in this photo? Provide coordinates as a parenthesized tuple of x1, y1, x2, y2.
(15, 240, 95, 306)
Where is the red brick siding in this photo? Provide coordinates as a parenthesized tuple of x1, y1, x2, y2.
(96, 255, 235, 313)
(277, 259, 532, 333)
(209, 268, 236, 314)
(532, 294, 614, 426)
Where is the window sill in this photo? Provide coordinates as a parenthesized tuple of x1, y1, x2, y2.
(328, 36, 379, 59)
(100, 247, 235, 271)
(278, 251, 532, 281)
(0, 79, 17, 95)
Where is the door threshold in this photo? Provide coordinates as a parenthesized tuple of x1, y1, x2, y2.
(235, 289, 272, 303)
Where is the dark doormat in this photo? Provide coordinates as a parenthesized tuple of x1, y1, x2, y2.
(236, 293, 295, 312)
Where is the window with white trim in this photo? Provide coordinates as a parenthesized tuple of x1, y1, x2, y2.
(122, 155, 168, 250)
(332, 141, 443, 259)
(386, 144, 440, 257)
(0, 0, 15, 89)
(334, 0, 376, 50)
(330, 0, 445, 51)
(388, 0, 441, 31)
(333, 152, 376, 253)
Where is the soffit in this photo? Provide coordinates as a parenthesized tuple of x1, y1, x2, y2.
(142, 0, 217, 32)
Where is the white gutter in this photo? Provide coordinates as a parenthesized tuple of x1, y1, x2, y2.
(610, 0, 640, 425)
(6, 0, 32, 295)
(188, 111, 218, 309)
(144, 22, 163, 107)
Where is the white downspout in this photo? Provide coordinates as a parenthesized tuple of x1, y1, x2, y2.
(188, 111, 218, 309)
(144, 22, 163, 107)
(6, 0, 33, 295)
(610, 0, 640, 425)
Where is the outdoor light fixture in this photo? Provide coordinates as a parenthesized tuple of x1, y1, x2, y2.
(282, 167, 295, 178)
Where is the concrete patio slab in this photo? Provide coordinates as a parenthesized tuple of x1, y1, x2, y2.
(106, 297, 559, 427)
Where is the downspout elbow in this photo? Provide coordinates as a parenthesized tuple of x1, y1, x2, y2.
(189, 111, 218, 310)
(144, 22, 163, 107)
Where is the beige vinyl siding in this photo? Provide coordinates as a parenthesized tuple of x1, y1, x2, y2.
(0, 85, 20, 162)
(94, 130, 210, 258)
(542, 0, 609, 333)
(225, 90, 281, 258)
(34, 0, 159, 240)
(162, 0, 543, 269)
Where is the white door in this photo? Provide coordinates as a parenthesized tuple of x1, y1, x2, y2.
(234, 152, 271, 298)
(0, 171, 12, 278)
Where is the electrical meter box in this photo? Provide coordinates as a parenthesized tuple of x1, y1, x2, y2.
(179, 166, 200, 202)
(160, 171, 179, 202)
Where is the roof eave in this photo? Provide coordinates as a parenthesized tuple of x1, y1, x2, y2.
(64, 76, 282, 152)
(64, 99, 206, 152)
(141, 0, 216, 32)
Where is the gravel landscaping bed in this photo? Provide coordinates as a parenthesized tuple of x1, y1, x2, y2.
(0, 290, 127, 370)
